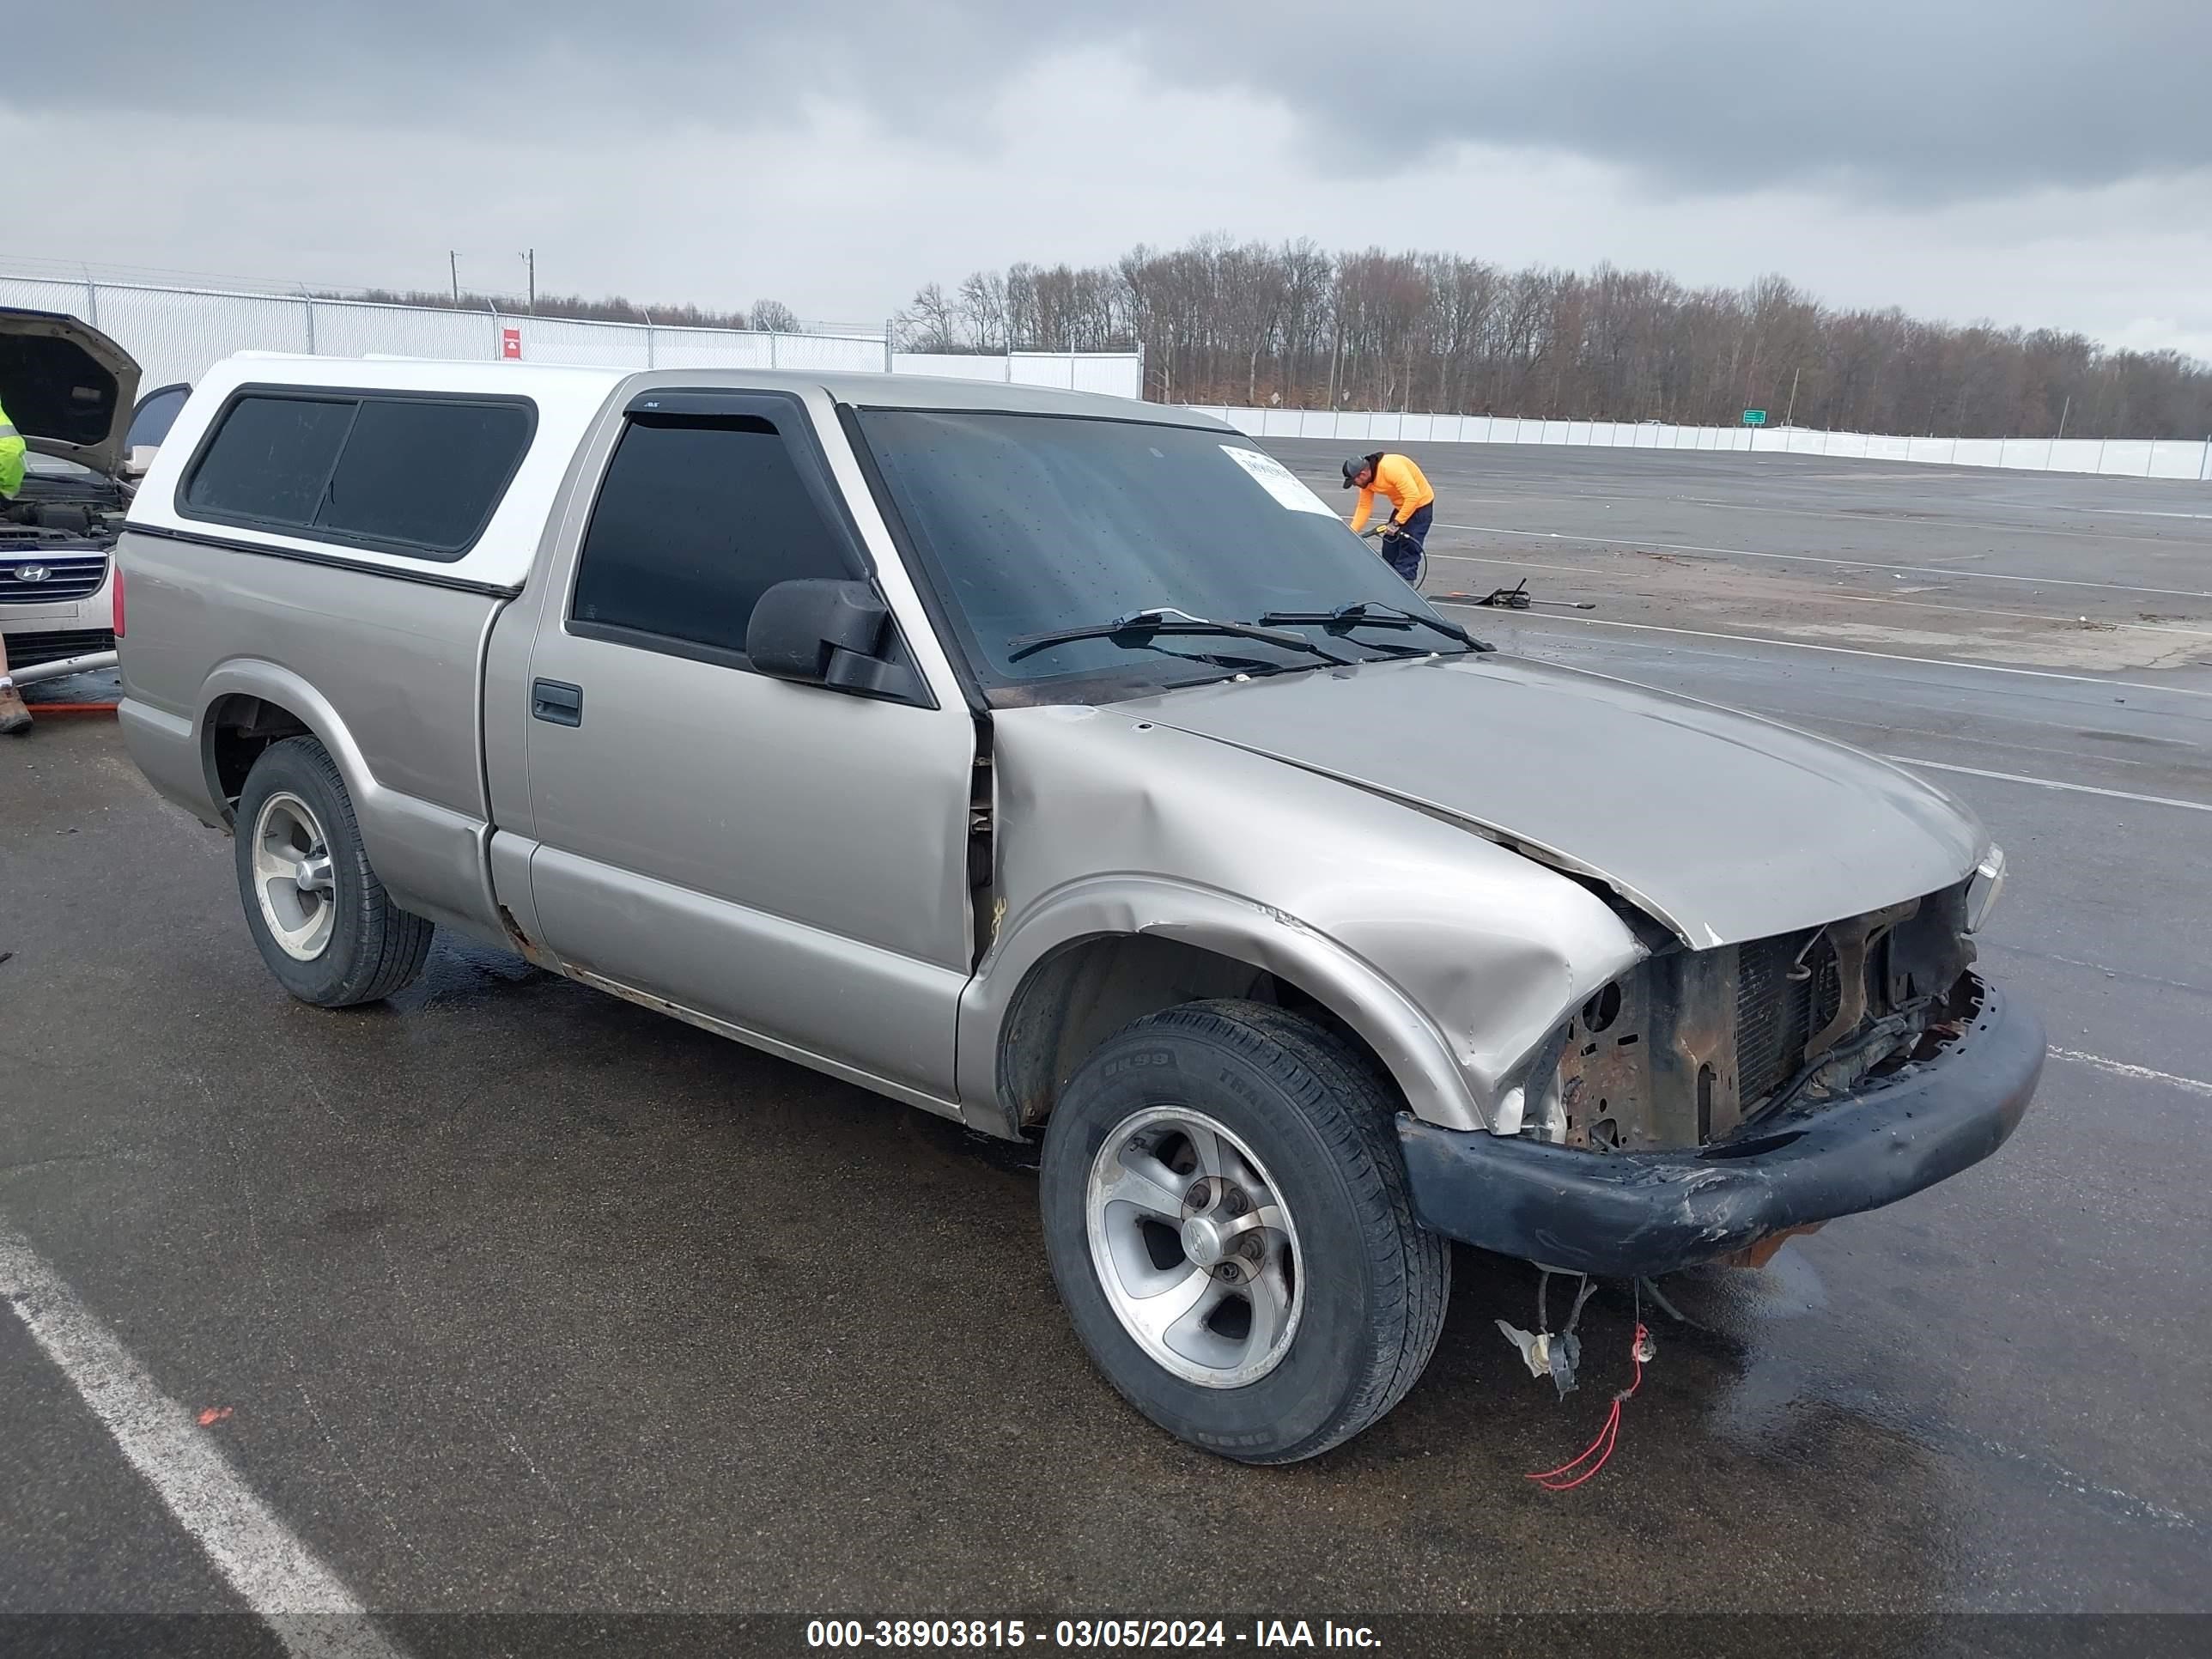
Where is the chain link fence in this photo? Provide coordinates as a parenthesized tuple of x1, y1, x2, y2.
(892, 351, 1144, 399)
(0, 271, 890, 391)
(0, 270, 1146, 403)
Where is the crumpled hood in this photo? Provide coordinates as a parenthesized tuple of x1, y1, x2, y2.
(0, 307, 142, 478)
(1129, 653, 1984, 947)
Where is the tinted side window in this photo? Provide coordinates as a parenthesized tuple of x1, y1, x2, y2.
(320, 399, 534, 553)
(570, 415, 853, 659)
(183, 396, 354, 525)
(179, 390, 534, 560)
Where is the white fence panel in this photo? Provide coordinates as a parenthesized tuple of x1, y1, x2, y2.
(2149, 441, 2206, 480)
(1189, 404, 2209, 480)
(1065, 356, 1142, 398)
(889, 350, 1142, 394)
(892, 352, 1005, 380)
(769, 332, 885, 372)
(2099, 441, 2156, 475)
(1006, 355, 1075, 390)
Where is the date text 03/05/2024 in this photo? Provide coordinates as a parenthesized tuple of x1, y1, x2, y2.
(805, 1619, 1382, 1649)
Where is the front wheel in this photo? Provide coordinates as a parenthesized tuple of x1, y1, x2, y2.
(1039, 1000, 1449, 1463)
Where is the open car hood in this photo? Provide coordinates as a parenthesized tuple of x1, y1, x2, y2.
(0, 307, 143, 479)
(1133, 652, 1984, 947)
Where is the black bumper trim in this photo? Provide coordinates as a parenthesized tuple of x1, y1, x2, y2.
(1398, 978, 2044, 1278)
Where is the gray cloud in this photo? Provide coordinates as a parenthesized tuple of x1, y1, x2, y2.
(28, 1, 2212, 204)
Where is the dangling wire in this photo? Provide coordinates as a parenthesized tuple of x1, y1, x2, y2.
(1527, 1282, 1653, 1492)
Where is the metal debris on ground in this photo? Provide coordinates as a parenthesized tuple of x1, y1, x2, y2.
(1431, 579, 1597, 611)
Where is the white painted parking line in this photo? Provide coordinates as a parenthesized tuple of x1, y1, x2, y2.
(0, 1219, 404, 1659)
(2047, 1049, 2212, 1100)
(1436, 522, 2212, 601)
(1878, 755, 2212, 814)
(1431, 605, 2212, 699)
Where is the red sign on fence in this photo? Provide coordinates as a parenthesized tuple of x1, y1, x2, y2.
(500, 327, 522, 360)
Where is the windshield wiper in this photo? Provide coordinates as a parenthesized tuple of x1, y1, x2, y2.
(1258, 602, 1492, 653)
(1008, 606, 1354, 665)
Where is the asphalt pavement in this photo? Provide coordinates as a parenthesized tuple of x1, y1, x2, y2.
(2, 446, 2208, 1645)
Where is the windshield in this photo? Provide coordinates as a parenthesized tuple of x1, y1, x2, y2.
(854, 409, 1463, 696)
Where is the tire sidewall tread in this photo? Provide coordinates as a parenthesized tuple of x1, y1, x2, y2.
(1040, 998, 1449, 1464)
(232, 736, 433, 1007)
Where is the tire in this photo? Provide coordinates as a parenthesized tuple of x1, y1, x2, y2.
(233, 735, 433, 1006)
(1039, 999, 1450, 1464)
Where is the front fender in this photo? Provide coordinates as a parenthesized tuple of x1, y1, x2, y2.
(957, 875, 1488, 1134)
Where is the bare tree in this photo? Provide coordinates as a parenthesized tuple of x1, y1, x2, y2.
(903, 235, 2210, 436)
(750, 299, 801, 334)
(957, 270, 1011, 354)
(898, 283, 964, 352)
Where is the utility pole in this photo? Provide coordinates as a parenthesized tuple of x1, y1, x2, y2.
(1784, 366, 1802, 428)
(519, 248, 535, 313)
(448, 251, 459, 303)
(2055, 393, 2071, 442)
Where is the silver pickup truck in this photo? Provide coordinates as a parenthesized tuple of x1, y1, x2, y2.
(116, 355, 2042, 1462)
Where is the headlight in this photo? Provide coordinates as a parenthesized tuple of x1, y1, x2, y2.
(1966, 844, 2006, 933)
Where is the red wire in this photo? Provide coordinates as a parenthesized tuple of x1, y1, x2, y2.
(1526, 1323, 1647, 1491)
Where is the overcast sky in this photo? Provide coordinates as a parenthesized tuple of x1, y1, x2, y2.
(15, 1, 2211, 357)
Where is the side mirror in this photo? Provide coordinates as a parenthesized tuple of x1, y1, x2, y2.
(746, 578, 909, 696)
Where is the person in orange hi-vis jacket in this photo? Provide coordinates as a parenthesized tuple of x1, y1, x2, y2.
(1341, 451, 1435, 586)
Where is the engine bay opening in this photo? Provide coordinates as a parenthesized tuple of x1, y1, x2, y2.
(1540, 878, 1979, 1152)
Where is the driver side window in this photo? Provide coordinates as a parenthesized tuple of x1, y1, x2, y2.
(569, 411, 854, 668)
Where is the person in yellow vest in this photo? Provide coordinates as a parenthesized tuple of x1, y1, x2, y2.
(1, 394, 33, 733)
(1341, 451, 1436, 585)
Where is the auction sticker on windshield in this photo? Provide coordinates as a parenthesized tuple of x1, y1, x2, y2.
(1219, 445, 1338, 516)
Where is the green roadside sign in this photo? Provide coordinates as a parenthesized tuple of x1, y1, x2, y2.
(1741, 409, 1767, 426)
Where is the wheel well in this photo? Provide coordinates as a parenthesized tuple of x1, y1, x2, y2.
(996, 934, 1382, 1129)
(206, 694, 313, 807)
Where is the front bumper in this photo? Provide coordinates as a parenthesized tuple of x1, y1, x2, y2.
(1398, 975, 2044, 1277)
(2, 558, 115, 665)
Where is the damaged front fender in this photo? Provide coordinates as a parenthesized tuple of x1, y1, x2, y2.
(962, 704, 1650, 1134)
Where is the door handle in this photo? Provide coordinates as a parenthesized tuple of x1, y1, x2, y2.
(532, 678, 584, 726)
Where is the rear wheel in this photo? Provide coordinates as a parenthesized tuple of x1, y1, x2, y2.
(1039, 1000, 1449, 1463)
(234, 736, 432, 1006)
